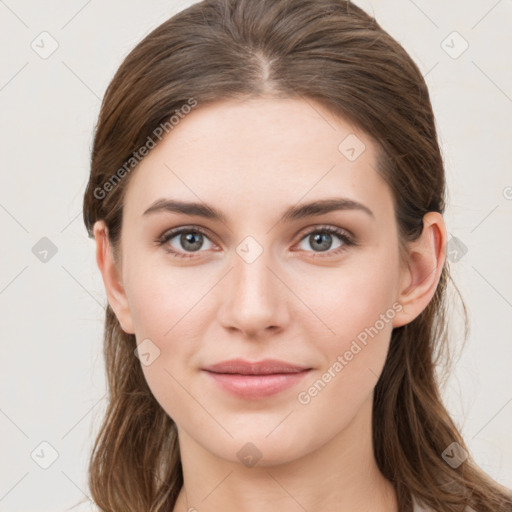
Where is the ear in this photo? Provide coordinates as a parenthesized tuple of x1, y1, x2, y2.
(392, 212, 447, 328)
(93, 220, 135, 334)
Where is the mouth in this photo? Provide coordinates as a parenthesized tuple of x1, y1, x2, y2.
(202, 358, 312, 375)
(201, 359, 312, 399)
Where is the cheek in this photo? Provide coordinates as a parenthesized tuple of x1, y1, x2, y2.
(296, 253, 399, 344)
(124, 261, 213, 413)
(294, 256, 398, 400)
(125, 255, 211, 340)
(295, 281, 397, 433)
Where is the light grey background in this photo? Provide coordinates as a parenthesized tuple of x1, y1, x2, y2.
(0, 1, 511, 510)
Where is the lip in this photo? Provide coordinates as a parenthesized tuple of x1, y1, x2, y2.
(202, 358, 312, 399)
(202, 358, 311, 375)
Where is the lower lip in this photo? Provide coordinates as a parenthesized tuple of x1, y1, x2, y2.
(203, 370, 311, 399)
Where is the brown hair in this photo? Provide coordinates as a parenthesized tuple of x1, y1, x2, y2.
(80, 0, 512, 511)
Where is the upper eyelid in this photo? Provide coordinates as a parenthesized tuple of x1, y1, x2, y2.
(301, 224, 352, 237)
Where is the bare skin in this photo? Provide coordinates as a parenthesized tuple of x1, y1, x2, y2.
(94, 97, 446, 512)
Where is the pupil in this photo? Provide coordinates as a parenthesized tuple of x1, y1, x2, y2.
(311, 233, 332, 251)
(182, 232, 202, 251)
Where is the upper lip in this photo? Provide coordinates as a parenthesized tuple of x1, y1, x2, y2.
(202, 358, 311, 375)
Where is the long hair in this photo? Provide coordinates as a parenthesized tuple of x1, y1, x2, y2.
(81, 1, 512, 510)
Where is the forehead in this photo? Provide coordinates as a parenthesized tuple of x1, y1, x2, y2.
(123, 97, 393, 223)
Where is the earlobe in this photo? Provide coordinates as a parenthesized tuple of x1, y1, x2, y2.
(392, 212, 447, 328)
(93, 220, 135, 334)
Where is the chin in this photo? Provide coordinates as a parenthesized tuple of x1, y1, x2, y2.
(198, 428, 313, 468)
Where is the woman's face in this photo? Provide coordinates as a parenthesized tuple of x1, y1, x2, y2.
(98, 97, 429, 466)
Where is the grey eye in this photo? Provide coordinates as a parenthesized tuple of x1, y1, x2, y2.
(298, 231, 344, 252)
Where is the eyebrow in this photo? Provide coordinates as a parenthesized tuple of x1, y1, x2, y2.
(142, 197, 374, 223)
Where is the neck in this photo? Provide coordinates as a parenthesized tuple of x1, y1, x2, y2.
(172, 394, 398, 512)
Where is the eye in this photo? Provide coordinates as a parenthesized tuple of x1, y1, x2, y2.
(156, 226, 215, 259)
(295, 226, 355, 257)
(156, 224, 356, 259)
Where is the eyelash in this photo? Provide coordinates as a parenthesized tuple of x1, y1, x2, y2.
(155, 225, 356, 259)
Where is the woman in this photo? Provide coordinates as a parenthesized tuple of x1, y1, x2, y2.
(81, 0, 512, 510)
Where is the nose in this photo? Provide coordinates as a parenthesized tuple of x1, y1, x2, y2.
(217, 246, 291, 339)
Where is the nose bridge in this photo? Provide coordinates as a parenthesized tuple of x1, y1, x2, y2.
(218, 237, 288, 335)
(235, 250, 273, 305)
